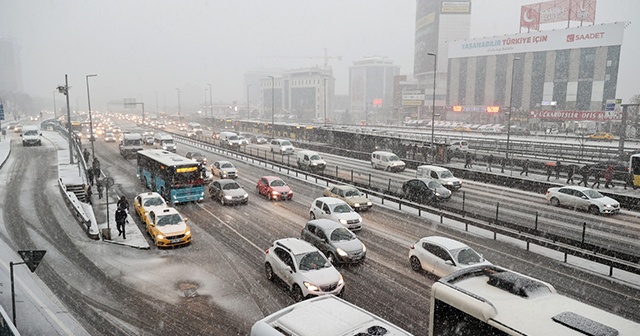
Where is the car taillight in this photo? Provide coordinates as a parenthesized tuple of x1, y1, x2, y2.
(265, 249, 269, 254)
(410, 244, 415, 250)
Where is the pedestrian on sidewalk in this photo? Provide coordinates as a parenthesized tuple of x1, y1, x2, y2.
(554, 161, 562, 180)
(115, 208, 127, 239)
(604, 165, 615, 188)
(591, 168, 602, 188)
(566, 165, 575, 184)
(546, 164, 553, 181)
(96, 177, 103, 199)
(117, 195, 130, 212)
(83, 148, 90, 163)
(579, 164, 590, 187)
(486, 154, 494, 172)
(500, 157, 507, 173)
(87, 167, 94, 186)
(624, 171, 635, 190)
(464, 152, 472, 168)
(93, 166, 101, 181)
(93, 157, 101, 170)
(84, 184, 92, 205)
(520, 159, 529, 176)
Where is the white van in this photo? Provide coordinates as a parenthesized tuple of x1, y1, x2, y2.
(220, 131, 242, 147)
(296, 150, 326, 172)
(449, 140, 469, 151)
(21, 125, 42, 146)
(119, 133, 143, 158)
(371, 151, 405, 172)
(250, 295, 413, 336)
(416, 165, 462, 190)
(153, 133, 176, 152)
(270, 139, 295, 155)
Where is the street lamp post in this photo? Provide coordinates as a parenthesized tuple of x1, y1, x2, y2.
(323, 78, 327, 127)
(57, 74, 74, 164)
(247, 84, 251, 119)
(86, 74, 97, 162)
(268, 76, 275, 138)
(427, 52, 437, 162)
(176, 88, 181, 115)
(506, 57, 521, 160)
(52, 91, 57, 119)
(204, 88, 208, 115)
(154, 91, 159, 118)
(207, 83, 212, 117)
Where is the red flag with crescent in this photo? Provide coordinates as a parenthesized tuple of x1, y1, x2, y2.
(520, 5, 540, 31)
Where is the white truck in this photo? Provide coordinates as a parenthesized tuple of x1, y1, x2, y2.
(153, 133, 177, 152)
(119, 133, 143, 158)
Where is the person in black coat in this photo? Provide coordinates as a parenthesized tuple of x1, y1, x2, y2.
(115, 208, 127, 239)
(591, 168, 602, 188)
(554, 161, 562, 180)
(117, 195, 129, 212)
(486, 154, 494, 172)
(579, 164, 590, 187)
(566, 165, 575, 184)
(520, 159, 529, 176)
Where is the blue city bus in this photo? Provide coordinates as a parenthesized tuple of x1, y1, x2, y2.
(136, 149, 205, 204)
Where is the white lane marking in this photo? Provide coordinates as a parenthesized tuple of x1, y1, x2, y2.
(196, 203, 263, 253)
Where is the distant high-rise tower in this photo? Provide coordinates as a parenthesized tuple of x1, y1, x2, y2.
(414, 1, 471, 105)
(349, 57, 400, 119)
(0, 38, 22, 92)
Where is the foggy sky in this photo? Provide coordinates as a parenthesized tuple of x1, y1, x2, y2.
(1, 0, 638, 113)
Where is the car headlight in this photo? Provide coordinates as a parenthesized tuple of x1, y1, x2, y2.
(311, 162, 317, 166)
(224, 195, 233, 200)
(339, 219, 347, 225)
(435, 193, 441, 197)
(366, 202, 372, 206)
(353, 203, 360, 207)
(271, 191, 280, 196)
(303, 281, 319, 291)
(243, 193, 248, 198)
(157, 234, 164, 240)
(338, 274, 344, 286)
(288, 190, 293, 195)
(185, 230, 191, 236)
(336, 248, 348, 257)
(362, 244, 367, 253)
(604, 204, 612, 208)
(446, 182, 454, 186)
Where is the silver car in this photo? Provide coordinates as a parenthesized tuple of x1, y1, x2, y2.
(409, 236, 491, 278)
(208, 179, 248, 205)
(545, 186, 620, 215)
(309, 197, 362, 231)
(211, 160, 238, 179)
(301, 219, 366, 264)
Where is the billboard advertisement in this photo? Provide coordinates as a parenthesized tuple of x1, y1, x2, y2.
(529, 110, 620, 120)
(441, 1, 471, 14)
(520, 0, 597, 31)
(449, 21, 624, 58)
(414, 0, 441, 76)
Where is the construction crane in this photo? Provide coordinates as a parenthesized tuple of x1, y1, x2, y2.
(260, 48, 342, 66)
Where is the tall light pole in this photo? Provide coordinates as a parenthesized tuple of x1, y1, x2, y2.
(57, 74, 74, 164)
(207, 83, 213, 117)
(86, 74, 97, 162)
(268, 76, 275, 138)
(204, 88, 208, 115)
(154, 91, 159, 118)
(427, 52, 437, 161)
(506, 57, 521, 160)
(247, 84, 251, 119)
(176, 88, 181, 115)
(52, 91, 57, 119)
(323, 78, 327, 127)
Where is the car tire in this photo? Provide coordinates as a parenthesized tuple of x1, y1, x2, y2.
(291, 284, 304, 302)
(256, 186, 260, 195)
(310, 212, 316, 220)
(550, 197, 560, 206)
(410, 256, 422, 272)
(265, 263, 275, 282)
(267, 192, 272, 201)
(588, 205, 600, 215)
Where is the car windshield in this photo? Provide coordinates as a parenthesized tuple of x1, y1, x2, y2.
(451, 247, 483, 265)
(143, 197, 165, 207)
(297, 251, 329, 271)
(156, 214, 182, 226)
(345, 189, 361, 197)
(330, 228, 355, 242)
(223, 182, 240, 190)
(389, 155, 400, 162)
(281, 140, 292, 146)
(428, 181, 443, 189)
(221, 163, 234, 168)
(229, 136, 238, 140)
(583, 189, 604, 199)
(24, 130, 38, 136)
(440, 171, 454, 178)
(310, 154, 321, 160)
(270, 179, 286, 187)
(333, 204, 352, 213)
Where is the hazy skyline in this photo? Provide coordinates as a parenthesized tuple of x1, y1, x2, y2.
(1, 0, 638, 113)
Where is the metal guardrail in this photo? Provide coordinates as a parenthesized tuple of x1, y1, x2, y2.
(173, 132, 640, 277)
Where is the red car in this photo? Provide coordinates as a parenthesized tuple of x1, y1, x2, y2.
(256, 176, 293, 201)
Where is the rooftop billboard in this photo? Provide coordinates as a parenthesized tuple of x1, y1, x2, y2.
(448, 21, 625, 58)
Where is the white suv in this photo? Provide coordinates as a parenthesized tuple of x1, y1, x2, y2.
(309, 197, 363, 231)
(270, 139, 295, 155)
(264, 238, 345, 302)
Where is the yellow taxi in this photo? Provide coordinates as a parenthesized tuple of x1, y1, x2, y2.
(146, 208, 192, 247)
(589, 132, 614, 141)
(453, 126, 471, 132)
(133, 192, 168, 219)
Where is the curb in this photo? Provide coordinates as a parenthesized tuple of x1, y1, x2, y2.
(101, 238, 150, 250)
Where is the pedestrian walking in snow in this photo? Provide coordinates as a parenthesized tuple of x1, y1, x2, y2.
(604, 165, 615, 188)
(486, 154, 494, 172)
(115, 208, 127, 239)
(520, 159, 529, 176)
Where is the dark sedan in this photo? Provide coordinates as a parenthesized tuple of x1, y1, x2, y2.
(402, 178, 452, 203)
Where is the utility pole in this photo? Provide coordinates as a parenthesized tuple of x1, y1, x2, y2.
(57, 74, 74, 164)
